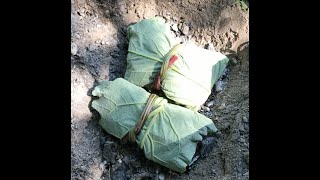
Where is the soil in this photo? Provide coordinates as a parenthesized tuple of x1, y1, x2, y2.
(71, 0, 249, 179)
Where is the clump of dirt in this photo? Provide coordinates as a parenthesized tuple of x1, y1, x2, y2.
(71, 0, 249, 179)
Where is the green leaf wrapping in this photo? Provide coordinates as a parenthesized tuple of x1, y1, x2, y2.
(91, 78, 217, 172)
(124, 17, 229, 110)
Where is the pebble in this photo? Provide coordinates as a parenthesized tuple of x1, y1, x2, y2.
(158, 173, 165, 180)
(215, 80, 223, 92)
(97, 24, 102, 28)
(117, 159, 122, 164)
(171, 24, 178, 32)
(99, 161, 106, 169)
(71, 43, 77, 55)
(181, 23, 189, 35)
(231, 58, 238, 64)
(243, 116, 248, 123)
(88, 44, 95, 51)
(206, 101, 214, 107)
(74, 34, 80, 39)
(244, 123, 249, 131)
(218, 103, 226, 110)
(239, 123, 245, 132)
(178, 23, 183, 30)
(201, 105, 210, 112)
(238, 137, 245, 143)
(231, 132, 240, 141)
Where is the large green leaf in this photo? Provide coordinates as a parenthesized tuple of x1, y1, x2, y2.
(124, 17, 229, 110)
(91, 78, 217, 172)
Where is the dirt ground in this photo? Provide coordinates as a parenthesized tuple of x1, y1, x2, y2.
(71, 0, 249, 179)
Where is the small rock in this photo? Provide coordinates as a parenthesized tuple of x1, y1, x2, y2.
(178, 23, 183, 30)
(206, 101, 214, 107)
(97, 24, 102, 28)
(204, 106, 210, 112)
(244, 123, 249, 131)
(239, 123, 245, 132)
(117, 159, 122, 164)
(243, 116, 248, 123)
(74, 34, 80, 39)
(99, 161, 106, 169)
(231, 58, 238, 64)
(181, 23, 189, 35)
(201, 105, 210, 112)
(231, 132, 240, 141)
(71, 43, 77, 55)
(215, 80, 224, 92)
(218, 103, 226, 110)
(87, 44, 95, 51)
(171, 24, 178, 32)
(179, 35, 190, 43)
(158, 173, 165, 180)
(238, 137, 245, 143)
